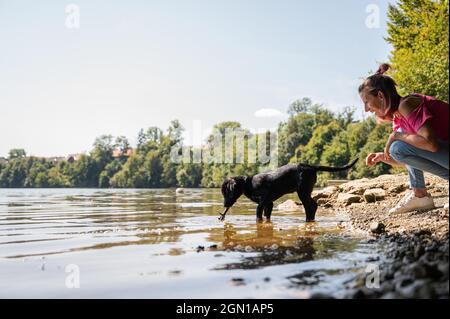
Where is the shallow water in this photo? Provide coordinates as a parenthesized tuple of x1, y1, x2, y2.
(0, 188, 379, 298)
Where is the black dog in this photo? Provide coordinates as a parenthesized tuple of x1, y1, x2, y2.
(220, 159, 358, 222)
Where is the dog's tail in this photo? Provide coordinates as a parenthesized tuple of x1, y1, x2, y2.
(305, 158, 358, 172)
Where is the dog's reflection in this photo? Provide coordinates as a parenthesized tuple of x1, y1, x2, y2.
(216, 222, 316, 270)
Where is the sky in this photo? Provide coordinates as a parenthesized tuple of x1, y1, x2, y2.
(0, 0, 392, 157)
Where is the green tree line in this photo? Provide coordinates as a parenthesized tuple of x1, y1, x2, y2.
(0, 103, 397, 188)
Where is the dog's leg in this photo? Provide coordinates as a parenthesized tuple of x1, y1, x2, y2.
(256, 203, 264, 222)
(297, 174, 317, 222)
(263, 202, 273, 221)
(298, 191, 317, 222)
(304, 197, 318, 222)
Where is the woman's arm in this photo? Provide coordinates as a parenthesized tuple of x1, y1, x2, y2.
(384, 97, 440, 158)
(395, 124, 439, 152)
(366, 152, 405, 167)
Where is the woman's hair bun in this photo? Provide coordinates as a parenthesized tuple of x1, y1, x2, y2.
(376, 63, 390, 75)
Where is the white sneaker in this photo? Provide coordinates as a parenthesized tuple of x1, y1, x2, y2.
(388, 192, 435, 214)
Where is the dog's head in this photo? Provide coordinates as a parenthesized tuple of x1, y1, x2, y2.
(221, 176, 247, 208)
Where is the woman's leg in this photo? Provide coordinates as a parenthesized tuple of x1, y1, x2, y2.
(388, 140, 449, 213)
(405, 166, 427, 197)
(389, 140, 449, 181)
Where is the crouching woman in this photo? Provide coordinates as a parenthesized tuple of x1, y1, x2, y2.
(358, 64, 449, 214)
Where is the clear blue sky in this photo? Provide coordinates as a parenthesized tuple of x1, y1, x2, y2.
(0, 0, 392, 157)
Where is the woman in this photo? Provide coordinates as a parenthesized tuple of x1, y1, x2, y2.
(359, 64, 449, 214)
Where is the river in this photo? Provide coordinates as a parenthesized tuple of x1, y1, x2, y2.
(0, 188, 379, 298)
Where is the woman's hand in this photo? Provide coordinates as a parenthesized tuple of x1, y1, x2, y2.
(384, 132, 400, 160)
(365, 152, 385, 166)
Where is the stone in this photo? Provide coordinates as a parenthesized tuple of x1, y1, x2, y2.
(309, 292, 335, 299)
(317, 198, 329, 206)
(277, 199, 301, 211)
(175, 188, 185, 194)
(312, 186, 338, 201)
(414, 245, 425, 259)
(398, 280, 433, 299)
(363, 188, 386, 203)
(370, 222, 385, 234)
(388, 184, 407, 195)
(337, 193, 361, 206)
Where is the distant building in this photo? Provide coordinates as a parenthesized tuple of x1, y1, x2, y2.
(112, 148, 134, 158)
(67, 153, 84, 163)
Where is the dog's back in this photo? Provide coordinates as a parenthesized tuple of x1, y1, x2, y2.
(251, 164, 303, 196)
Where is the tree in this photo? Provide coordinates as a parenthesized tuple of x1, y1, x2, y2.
(176, 164, 202, 187)
(287, 98, 312, 116)
(337, 106, 356, 129)
(114, 136, 131, 153)
(295, 121, 343, 165)
(387, 0, 449, 101)
(8, 149, 26, 160)
(352, 122, 396, 178)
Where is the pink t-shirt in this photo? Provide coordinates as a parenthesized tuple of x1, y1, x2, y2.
(393, 94, 449, 142)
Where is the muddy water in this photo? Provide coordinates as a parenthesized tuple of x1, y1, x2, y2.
(0, 189, 379, 298)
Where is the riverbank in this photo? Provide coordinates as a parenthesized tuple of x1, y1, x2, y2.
(313, 173, 449, 298)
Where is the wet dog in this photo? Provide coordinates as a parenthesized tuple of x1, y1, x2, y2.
(220, 159, 357, 222)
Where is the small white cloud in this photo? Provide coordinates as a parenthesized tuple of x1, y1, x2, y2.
(254, 108, 286, 118)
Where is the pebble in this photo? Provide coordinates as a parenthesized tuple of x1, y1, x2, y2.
(370, 222, 385, 234)
(230, 278, 246, 286)
(196, 245, 205, 253)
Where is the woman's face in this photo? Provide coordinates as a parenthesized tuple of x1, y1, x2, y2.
(360, 88, 386, 118)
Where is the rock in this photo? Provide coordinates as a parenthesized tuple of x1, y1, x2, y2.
(414, 245, 425, 259)
(370, 222, 385, 234)
(312, 186, 338, 201)
(380, 281, 394, 293)
(196, 245, 205, 252)
(398, 280, 434, 298)
(230, 278, 246, 286)
(363, 188, 386, 203)
(337, 193, 361, 206)
(388, 184, 407, 195)
(350, 287, 376, 299)
(406, 263, 427, 278)
(394, 275, 415, 292)
(437, 263, 449, 279)
(340, 179, 370, 194)
(175, 188, 185, 194)
(277, 199, 301, 211)
(309, 292, 335, 299)
(317, 198, 329, 206)
(381, 292, 403, 299)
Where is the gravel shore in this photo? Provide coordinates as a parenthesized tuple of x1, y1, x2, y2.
(313, 173, 449, 299)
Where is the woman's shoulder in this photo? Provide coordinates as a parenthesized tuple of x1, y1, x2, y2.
(398, 94, 424, 117)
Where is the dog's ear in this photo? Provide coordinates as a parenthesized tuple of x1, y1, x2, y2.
(227, 178, 236, 192)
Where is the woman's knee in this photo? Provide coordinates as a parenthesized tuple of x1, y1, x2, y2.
(389, 140, 409, 162)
